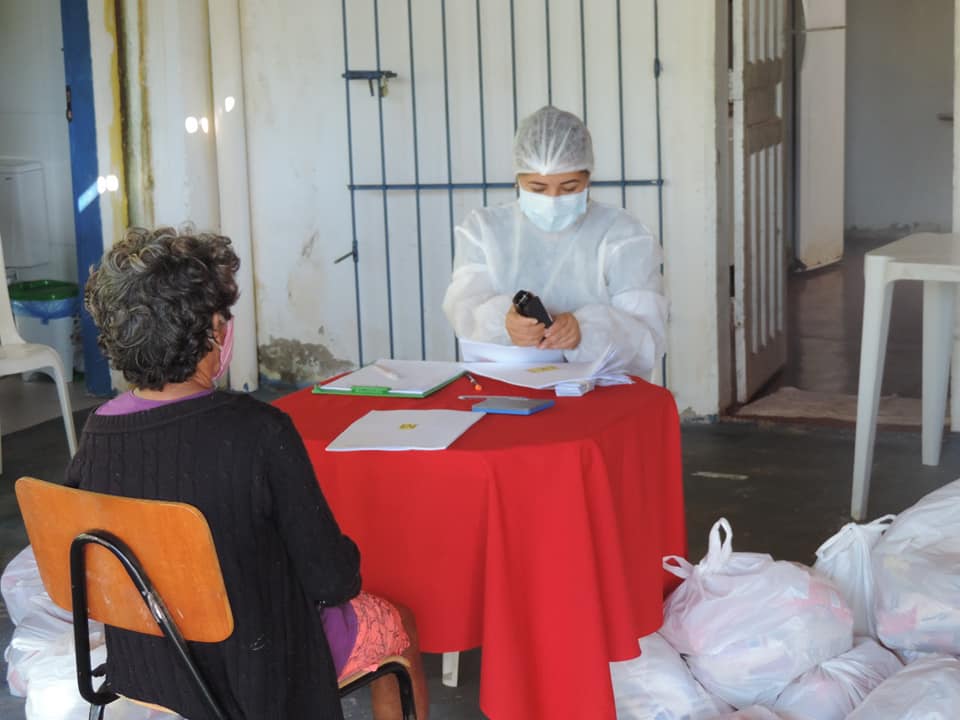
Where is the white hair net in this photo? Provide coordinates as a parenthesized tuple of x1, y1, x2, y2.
(513, 106, 595, 176)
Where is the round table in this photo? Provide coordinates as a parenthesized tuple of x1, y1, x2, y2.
(275, 375, 686, 720)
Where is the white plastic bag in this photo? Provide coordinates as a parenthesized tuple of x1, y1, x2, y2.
(5, 610, 103, 697)
(1, 546, 71, 626)
(845, 655, 960, 720)
(872, 479, 960, 654)
(3, 545, 182, 720)
(772, 638, 902, 720)
(660, 519, 853, 708)
(23, 641, 107, 720)
(610, 633, 733, 719)
(813, 515, 894, 637)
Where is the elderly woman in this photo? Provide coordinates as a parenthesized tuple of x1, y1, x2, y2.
(66, 227, 428, 720)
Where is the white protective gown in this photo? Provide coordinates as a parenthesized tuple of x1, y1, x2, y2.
(442, 199, 667, 378)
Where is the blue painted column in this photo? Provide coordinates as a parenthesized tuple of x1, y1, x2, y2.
(59, 0, 112, 396)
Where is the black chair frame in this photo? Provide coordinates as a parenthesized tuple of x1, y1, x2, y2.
(71, 530, 229, 720)
(71, 530, 417, 720)
(339, 660, 417, 719)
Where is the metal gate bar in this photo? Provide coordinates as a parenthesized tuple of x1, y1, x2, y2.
(405, 0, 427, 360)
(616, 0, 627, 208)
(440, 0, 456, 358)
(579, 0, 587, 123)
(654, 0, 666, 382)
(545, 0, 553, 105)
(341, 0, 666, 377)
(476, 0, 488, 208)
(339, 0, 364, 365)
(372, 0, 395, 357)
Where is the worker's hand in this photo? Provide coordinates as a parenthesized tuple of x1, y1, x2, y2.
(539, 312, 581, 350)
(506, 306, 545, 347)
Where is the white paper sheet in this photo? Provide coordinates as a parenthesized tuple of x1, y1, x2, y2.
(320, 360, 464, 396)
(458, 338, 565, 364)
(326, 410, 485, 452)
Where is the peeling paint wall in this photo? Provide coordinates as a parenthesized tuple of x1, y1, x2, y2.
(135, 0, 220, 231)
(113, 0, 726, 413)
(235, 0, 726, 414)
(258, 337, 353, 387)
(238, 0, 360, 384)
(88, 0, 129, 249)
(116, 0, 154, 228)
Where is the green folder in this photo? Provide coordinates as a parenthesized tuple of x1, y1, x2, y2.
(312, 361, 465, 399)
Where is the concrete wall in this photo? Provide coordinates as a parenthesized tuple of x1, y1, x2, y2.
(234, 0, 726, 414)
(0, 0, 76, 282)
(845, 0, 954, 233)
(112, 0, 727, 415)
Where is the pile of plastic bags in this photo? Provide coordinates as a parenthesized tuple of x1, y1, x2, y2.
(611, 479, 960, 719)
(2, 546, 182, 720)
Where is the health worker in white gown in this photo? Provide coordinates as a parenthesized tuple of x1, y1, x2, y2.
(442, 105, 668, 379)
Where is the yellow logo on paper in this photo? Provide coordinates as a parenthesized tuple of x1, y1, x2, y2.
(399, 423, 418, 430)
(527, 365, 559, 374)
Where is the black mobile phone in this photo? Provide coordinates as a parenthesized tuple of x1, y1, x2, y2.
(512, 290, 554, 328)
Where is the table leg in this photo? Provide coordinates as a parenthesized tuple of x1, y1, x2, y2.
(922, 281, 956, 466)
(441, 651, 460, 688)
(852, 260, 893, 521)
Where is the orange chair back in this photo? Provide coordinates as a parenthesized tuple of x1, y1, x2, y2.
(15, 477, 233, 642)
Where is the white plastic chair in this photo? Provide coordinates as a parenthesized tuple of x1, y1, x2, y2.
(0, 235, 77, 474)
(851, 233, 960, 520)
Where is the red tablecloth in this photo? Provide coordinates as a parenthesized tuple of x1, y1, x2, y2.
(275, 376, 686, 720)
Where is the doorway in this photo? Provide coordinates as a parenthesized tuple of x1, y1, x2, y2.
(733, 0, 954, 425)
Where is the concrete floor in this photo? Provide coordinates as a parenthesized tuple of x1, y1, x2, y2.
(781, 236, 923, 399)
(0, 400, 957, 718)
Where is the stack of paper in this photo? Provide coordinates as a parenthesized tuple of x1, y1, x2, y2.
(326, 410, 484, 452)
(555, 380, 595, 397)
(458, 338, 565, 364)
(462, 345, 632, 390)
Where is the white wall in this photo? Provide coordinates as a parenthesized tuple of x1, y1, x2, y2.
(0, 0, 77, 282)
(660, 0, 728, 417)
(845, 0, 954, 233)
(115, 0, 726, 414)
(233, 0, 724, 413)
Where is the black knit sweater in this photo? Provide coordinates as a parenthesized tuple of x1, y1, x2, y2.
(65, 391, 361, 719)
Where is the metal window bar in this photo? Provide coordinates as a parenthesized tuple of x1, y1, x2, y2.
(372, 0, 395, 358)
(441, 0, 456, 359)
(545, 0, 553, 105)
(339, 0, 364, 365)
(340, 0, 667, 387)
(654, 0, 666, 382)
(406, 0, 427, 360)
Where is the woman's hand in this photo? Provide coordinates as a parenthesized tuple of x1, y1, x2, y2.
(506, 306, 546, 346)
(539, 312, 581, 350)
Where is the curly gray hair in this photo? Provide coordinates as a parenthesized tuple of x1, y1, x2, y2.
(85, 227, 240, 390)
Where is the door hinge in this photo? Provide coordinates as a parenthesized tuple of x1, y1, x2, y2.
(729, 264, 736, 296)
(65, 85, 73, 123)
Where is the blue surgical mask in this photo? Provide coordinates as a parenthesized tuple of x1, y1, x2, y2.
(518, 188, 588, 233)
